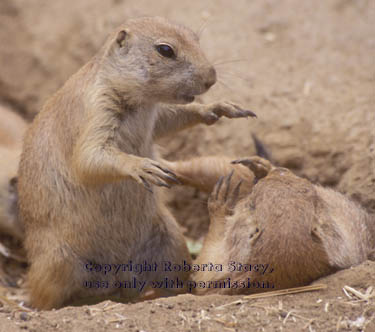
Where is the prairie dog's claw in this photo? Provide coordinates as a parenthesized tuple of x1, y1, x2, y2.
(128, 158, 180, 191)
(200, 101, 256, 125)
(228, 102, 257, 118)
(209, 171, 242, 216)
(139, 176, 153, 193)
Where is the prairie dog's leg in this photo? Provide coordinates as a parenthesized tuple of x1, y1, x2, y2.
(71, 109, 179, 190)
(136, 204, 191, 296)
(27, 255, 70, 309)
(26, 242, 89, 309)
(27, 246, 131, 309)
(163, 156, 255, 194)
(154, 102, 256, 140)
(195, 172, 246, 267)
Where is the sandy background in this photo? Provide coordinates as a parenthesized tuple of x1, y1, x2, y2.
(0, 0, 374, 330)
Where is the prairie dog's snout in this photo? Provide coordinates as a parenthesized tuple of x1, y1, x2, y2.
(201, 66, 217, 91)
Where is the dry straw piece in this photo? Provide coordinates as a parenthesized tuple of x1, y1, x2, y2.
(243, 284, 328, 300)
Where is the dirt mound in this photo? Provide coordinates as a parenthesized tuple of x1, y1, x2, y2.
(1, 261, 374, 331)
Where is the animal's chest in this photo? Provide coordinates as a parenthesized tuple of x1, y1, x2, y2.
(116, 106, 157, 157)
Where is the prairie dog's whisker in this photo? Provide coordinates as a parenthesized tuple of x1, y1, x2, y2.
(213, 58, 249, 66)
(218, 70, 253, 85)
(217, 79, 235, 92)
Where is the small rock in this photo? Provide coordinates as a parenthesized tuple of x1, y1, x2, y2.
(19, 312, 31, 321)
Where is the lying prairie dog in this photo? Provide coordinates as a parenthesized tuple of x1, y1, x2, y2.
(171, 156, 374, 294)
(0, 105, 27, 240)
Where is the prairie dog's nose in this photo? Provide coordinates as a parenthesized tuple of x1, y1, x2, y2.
(204, 67, 217, 90)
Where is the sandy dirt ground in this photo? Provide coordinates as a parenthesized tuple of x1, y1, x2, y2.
(0, 0, 374, 331)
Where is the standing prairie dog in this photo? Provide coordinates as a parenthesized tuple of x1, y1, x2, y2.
(0, 105, 27, 240)
(170, 156, 374, 294)
(18, 16, 256, 309)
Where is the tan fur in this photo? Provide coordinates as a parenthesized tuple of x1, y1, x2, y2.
(18, 17, 255, 310)
(165, 156, 255, 194)
(181, 157, 374, 295)
(0, 105, 27, 239)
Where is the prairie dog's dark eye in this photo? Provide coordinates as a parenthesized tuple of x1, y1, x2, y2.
(155, 44, 175, 58)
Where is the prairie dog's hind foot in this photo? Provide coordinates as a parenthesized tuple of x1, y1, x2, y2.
(232, 156, 274, 180)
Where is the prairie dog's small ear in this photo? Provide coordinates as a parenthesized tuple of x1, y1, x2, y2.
(107, 29, 131, 56)
(116, 30, 128, 48)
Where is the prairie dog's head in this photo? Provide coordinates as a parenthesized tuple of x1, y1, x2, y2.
(101, 16, 217, 104)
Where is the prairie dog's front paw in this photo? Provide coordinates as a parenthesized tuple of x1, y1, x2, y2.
(200, 101, 256, 125)
(123, 157, 180, 192)
(208, 171, 242, 218)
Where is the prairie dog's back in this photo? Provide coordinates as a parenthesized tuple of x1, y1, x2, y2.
(224, 169, 336, 291)
(314, 185, 373, 266)
(244, 169, 370, 286)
